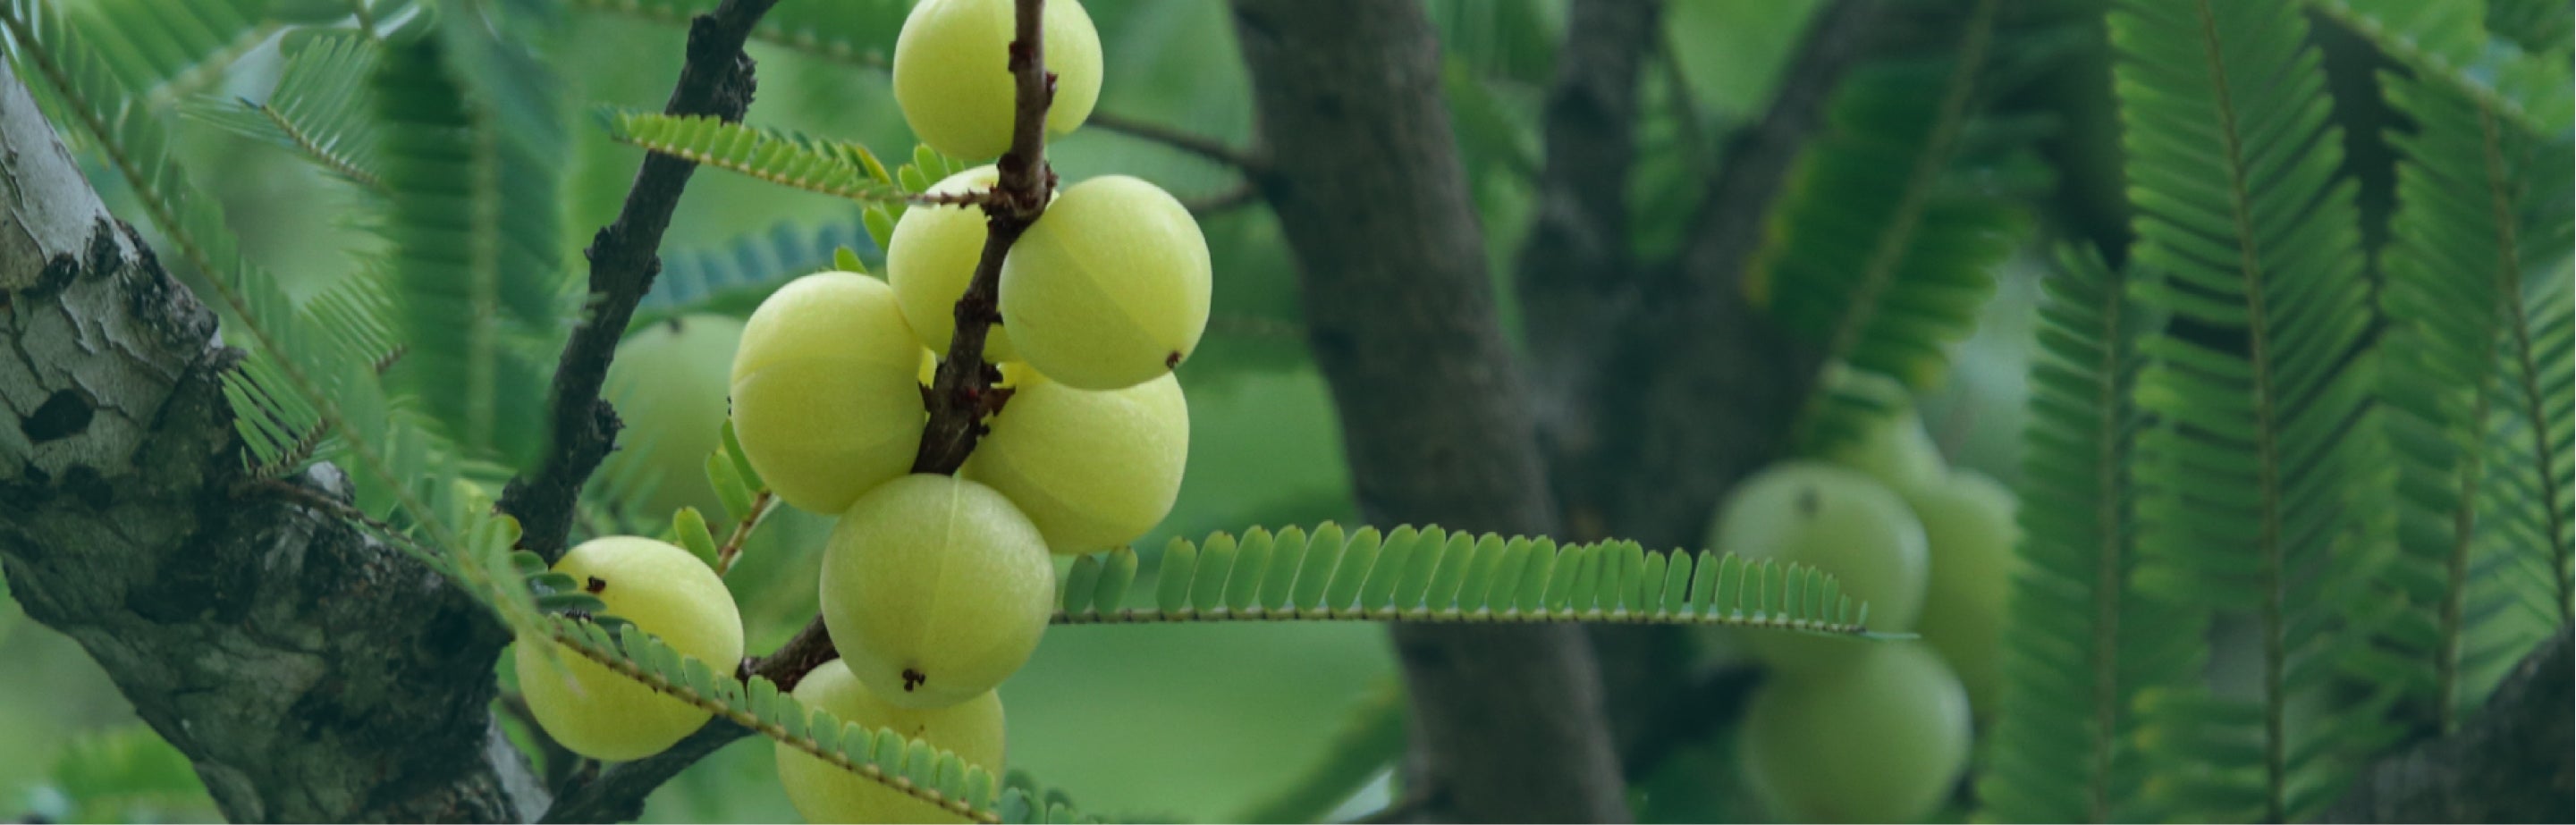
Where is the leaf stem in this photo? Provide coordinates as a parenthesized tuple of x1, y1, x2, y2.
(711, 489, 777, 577)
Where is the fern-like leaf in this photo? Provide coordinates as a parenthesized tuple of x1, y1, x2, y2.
(1976, 247, 2170, 822)
(604, 109, 908, 203)
(1749, 0, 2031, 453)
(64, 0, 274, 108)
(2108, 0, 2386, 819)
(1049, 525, 1882, 636)
(371, 10, 571, 469)
(635, 218, 876, 319)
(531, 614, 1091, 824)
(2485, 0, 2572, 55)
(2304, 0, 2573, 136)
(2366, 63, 2574, 734)
(184, 32, 387, 189)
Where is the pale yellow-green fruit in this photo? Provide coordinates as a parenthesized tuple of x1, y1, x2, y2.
(1000, 175, 1212, 391)
(891, 0, 1102, 160)
(891, 165, 1018, 363)
(963, 371, 1187, 554)
(823, 475, 1055, 709)
(513, 536, 745, 762)
(1740, 642, 1972, 823)
(601, 314, 744, 518)
(1823, 408, 1947, 495)
(730, 273, 927, 515)
(1817, 369, 1947, 493)
(775, 661, 1005, 824)
(1908, 470, 2019, 718)
(1708, 460, 1929, 677)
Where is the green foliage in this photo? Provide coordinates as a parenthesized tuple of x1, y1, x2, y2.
(2484, 0, 2573, 54)
(569, 0, 908, 69)
(1750, 0, 2032, 455)
(30, 726, 215, 823)
(2363, 58, 2575, 733)
(63, 0, 273, 108)
(371, 6, 572, 469)
(1975, 248, 2166, 822)
(533, 613, 1100, 824)
(2107, 0, 2385, 819)
(604, 109, 909, 204)
(2303, 0, 2573, 134)
(635, 221, 876, 322)
(1052, 524, 1882, 636)
(186, 32, 388, 189)
(1231, 680, 1405, 824)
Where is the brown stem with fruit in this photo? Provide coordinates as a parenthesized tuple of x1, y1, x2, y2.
(914, 0, 1057, 476)
(541, 4, 1060, 819)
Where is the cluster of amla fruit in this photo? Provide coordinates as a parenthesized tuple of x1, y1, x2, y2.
(1705, 371, 2018, 822)
(511, 1, 1205, 821)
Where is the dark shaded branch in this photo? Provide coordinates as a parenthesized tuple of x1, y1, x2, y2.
(1086, 110, 1265, 171)
(912, 0, 1058, 475)
(1515, 0, 1666, 542)
(500, 0, 782, 564)
(1229, 0, 1630, 820)
(536, 618, 841, 822)
(0, 61, 541, 821)
(536, 721, 746, 823)
(1587, 0, 1882, 550)
(1505, 0, 1885, 781)
(2318, 627, 2573, 823)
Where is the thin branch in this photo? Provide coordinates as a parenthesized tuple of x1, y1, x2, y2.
(498, 0, 783, 565)
(711, 490, 776, 577)
(913, 0, 1059, 475)
(1086, 110, 1264, 171)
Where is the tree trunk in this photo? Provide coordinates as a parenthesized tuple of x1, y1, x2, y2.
(1229, 2, 1631, 821)
(0, 61, 541, 823)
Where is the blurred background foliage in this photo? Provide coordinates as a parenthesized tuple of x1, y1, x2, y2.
(0, 0, 2052, 821)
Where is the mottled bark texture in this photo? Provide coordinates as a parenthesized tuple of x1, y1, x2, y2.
(0, 63, 544, 821)
(1229, 1, 1630, 821)
(2318, 626, 2574, 824)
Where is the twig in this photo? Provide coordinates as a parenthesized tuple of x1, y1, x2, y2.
(912, 0, 1059, 475)
(711, 490, 776, 577)
(1087, 110, 1264, 171)
(498, 0, 783, 565)
(537, 4, 1060, 819)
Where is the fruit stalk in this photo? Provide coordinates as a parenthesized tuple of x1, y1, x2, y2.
(711, 489, 776, 577)
(914, 0, 1058, 475)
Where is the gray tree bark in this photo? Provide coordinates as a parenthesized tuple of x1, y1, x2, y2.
(0, 61, 544, 822)
(1229, 1, 1631, 821)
